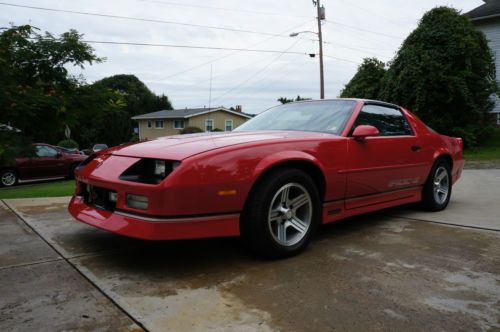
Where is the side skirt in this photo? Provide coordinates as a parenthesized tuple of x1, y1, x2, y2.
(321, 186, 422, 224)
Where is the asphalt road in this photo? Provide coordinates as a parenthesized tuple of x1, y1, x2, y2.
(1, 169, 499, 331)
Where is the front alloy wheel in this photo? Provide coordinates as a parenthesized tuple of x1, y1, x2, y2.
(241, 168, 320, 258)
(268, 183, 313, 247)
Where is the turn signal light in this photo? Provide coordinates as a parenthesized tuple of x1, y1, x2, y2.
(126, 194, 148, 210)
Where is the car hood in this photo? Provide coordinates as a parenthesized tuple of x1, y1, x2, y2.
(109, 131, 335, 160)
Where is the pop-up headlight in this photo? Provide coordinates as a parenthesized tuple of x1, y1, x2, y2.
(154, 160, 166, 177)
(119, 159, 181, 185)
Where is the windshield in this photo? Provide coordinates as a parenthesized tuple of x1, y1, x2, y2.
(235, 100, 356, 135)
(94, 144, 107, 149)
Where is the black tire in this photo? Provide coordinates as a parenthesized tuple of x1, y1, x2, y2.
(240, 168, 321, 258)
(421, 159, 452, 211)
(67, 163, 79, 179)
(0, 169, 19, 187)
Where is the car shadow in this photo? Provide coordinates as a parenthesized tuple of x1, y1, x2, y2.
(71, 208, 400, 280)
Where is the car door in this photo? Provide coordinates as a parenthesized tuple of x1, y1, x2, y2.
(345, 104, 427, 209)
(32, 145, 66, 178)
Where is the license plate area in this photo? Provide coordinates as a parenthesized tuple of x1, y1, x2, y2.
(81, 183, 117, 211)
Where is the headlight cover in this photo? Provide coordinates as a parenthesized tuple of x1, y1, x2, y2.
(119, 159, 181, 184)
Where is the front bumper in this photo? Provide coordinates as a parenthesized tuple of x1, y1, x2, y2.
(68, 196, 240, 240)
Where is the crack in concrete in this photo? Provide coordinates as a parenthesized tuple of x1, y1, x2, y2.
(1, 199, 148, 332)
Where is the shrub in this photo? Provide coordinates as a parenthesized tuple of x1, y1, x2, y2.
(180, 126, 203, 134)
(57, 139, 79, 149)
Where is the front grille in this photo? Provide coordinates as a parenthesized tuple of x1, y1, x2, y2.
(80, 183, 117, 211)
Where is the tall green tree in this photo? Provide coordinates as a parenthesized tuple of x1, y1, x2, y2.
(93, 74, 173, 117)
(70, 85, 129, 147)
(379, 7, 498, 146)
(340, 58, 386, 99)
(0, 25, 102, 143)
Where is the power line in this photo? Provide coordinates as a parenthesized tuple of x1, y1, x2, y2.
(75, 39, 313, 55)
(0, 2, 284, 38)
(209, 39, 304, 104)
(81, 39, 360, 66)
(335, 0, 404, 27)
(323, 54, 360, 64)
(322, 41, 393, 61)
(139, 0, 310, 19)
(324, 20, 403, 40)
(158, 20, 315, 81)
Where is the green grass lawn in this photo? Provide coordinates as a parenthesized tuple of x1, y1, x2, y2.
(464, 128, 500, 161)
(0, 180, 75, 199)
(464, 146, 500, 160)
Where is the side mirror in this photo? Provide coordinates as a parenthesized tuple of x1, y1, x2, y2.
(352, 125, 380, 141)
(55, 152, 63, 158)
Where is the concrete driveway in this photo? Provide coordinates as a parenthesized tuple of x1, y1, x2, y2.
(1, 169, 499, 331)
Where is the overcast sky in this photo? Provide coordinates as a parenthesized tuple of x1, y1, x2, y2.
(1, 0, 483, 114)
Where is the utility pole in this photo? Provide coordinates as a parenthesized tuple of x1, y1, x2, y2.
(313, 0, 325, 99)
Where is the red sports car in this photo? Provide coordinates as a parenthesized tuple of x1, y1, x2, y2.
(69, 99, 464, 257)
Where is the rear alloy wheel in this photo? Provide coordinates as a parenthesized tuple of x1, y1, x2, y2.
(1, 170, 18, 187)
(422, 159, 452, 211)
(241, 168, 320, 258)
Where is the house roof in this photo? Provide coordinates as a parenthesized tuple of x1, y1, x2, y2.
(465, 0, 500, 22)
(131, 106, 253, 120)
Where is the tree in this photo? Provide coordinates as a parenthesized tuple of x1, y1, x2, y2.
(93, 74, 173, 117)
(379, 7, 498, 146)
(277, 95, 311, 104)
(340, 58, 386, 99)
(0, 25, 102, 143)
(69, 85, 129, 147)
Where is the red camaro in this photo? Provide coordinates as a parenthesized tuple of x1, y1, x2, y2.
(69, 99, 464, 257)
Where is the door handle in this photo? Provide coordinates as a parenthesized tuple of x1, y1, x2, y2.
(411, 145, 422, 152)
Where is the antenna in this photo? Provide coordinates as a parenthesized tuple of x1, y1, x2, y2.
(208, 64, 213, 109)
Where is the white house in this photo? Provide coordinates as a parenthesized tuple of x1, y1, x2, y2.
(466, 0, 500, 126)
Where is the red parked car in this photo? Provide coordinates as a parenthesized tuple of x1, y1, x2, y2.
(69, 99, 464, 257)
(1, 143, 86, 187)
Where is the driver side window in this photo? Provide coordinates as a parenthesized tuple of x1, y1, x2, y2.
(35, 146, 58, 157)
(354, 104, 413, 136)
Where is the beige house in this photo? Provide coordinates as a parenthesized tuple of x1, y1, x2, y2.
(132, 106, 253, 140)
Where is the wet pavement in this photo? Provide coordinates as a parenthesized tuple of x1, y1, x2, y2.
(1, 170, 499, 331)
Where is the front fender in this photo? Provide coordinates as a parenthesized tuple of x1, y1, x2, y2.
(253, 150, 325, 178)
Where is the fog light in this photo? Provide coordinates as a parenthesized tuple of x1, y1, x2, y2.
(108, 191, 118, 202)
(154, 160, 166, 177)
(126, 194, 148, 210)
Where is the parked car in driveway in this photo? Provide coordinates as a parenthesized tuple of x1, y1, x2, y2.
(56, 146, 84, 155)
(92, 144, 108, 153)
(0, 143, 87, 187)
(69, 99, 464, 258)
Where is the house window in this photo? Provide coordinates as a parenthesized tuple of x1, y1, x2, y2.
(147, 120, 152, 128)
(155, 120, 164, 129)
(205, 119, 214, 132)
(497, 113, 500, 125)
(225, 119, 233, 131)
(173, 119, 185, 129)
